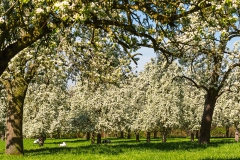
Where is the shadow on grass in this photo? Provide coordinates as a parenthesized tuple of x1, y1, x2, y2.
(45, 139, 87, 144)
(201, 158, 239, 160)
(24, 138, 238, 157)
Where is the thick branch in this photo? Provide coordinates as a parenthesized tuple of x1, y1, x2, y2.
(0, 23, 52, 76)
(218, 63, 240, 92)
(174, 75, 208, 91)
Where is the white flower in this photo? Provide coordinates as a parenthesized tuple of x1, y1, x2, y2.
(0, 17, 5, 23)
(36, 8, 44, 14)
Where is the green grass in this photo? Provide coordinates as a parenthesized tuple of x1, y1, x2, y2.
(0, 137, 239, 160)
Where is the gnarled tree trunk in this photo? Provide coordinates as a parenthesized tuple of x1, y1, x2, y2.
(199, 89, 217, 144)
(2, 62, 38, 155)
(4, 77, 28, 155)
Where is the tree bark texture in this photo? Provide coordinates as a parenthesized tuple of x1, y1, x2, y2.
(199, 89, 217, 144)
(4, 77, 28, 155)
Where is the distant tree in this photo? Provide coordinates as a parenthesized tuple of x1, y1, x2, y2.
(213, 89, 240, 138)
(23, 80, 69, 139)
(136, 58, 185, 142)
(180, 85, 204, 140)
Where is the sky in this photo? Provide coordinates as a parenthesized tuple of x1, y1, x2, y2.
(130, 47, 156, 72)
(132, 37, 240, 73)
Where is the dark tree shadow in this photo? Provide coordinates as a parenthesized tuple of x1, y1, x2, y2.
(24, 137, 239, 158)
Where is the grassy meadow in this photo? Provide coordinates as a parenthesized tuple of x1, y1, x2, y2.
(0, 137, 239, 160)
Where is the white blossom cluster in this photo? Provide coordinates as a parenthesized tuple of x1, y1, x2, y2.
(67, 57, 205, 139)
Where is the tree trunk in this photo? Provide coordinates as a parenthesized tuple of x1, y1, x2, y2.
(86, 132, 90, 140)
(146, 132, 150, 143)
(195, 130, 199, 139)
(91, 132, 95, 144)
(136, 132, 140, 142)
(4, 77, 28, 155)
(190, 131, 194, 142)
(199, 90, 217, 144)
(127, 130, 131, 139)
(153, 131, 158, 138)
(97, 133, 101, 144)
(234, 123, 239, 142)
(235, 129, 238, 142)
(114, 132, 118, 138)
(226, 126, 229, 138)
(162, 130, 167, 143)
(119, 131, 124, 138)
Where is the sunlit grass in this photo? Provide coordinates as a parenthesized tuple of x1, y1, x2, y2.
(0, 137, 239, 160)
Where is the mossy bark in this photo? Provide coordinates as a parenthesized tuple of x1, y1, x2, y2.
(2, 62, 37, 155)
(3, 76, 28, 155)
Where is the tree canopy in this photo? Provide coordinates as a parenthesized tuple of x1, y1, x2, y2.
(0, 0, 218, 75)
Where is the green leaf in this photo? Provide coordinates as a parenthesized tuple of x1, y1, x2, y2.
(20, 0, 30, 4)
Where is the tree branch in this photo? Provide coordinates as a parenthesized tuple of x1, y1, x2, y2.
(173, 75, 208, 91)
